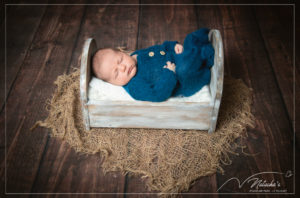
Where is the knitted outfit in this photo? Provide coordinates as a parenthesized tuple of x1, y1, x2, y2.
(123, 28, 214, 102)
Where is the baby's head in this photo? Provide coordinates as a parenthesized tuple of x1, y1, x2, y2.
(92, 48, 137, 86)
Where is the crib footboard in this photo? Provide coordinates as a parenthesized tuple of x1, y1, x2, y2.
(208, 29, 224, 133)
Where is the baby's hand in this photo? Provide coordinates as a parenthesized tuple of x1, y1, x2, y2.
(163, 61, 176, 73)
(174, 44, 183, 54)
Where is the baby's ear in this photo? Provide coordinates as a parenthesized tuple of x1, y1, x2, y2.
(132, 54, 138, 60)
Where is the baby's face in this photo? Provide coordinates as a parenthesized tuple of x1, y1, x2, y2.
(94, 49, 137, 86)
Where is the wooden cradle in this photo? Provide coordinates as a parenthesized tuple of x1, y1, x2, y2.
(80, 29, 224, 133)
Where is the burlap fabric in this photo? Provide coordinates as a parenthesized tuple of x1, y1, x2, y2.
(34, 69, 255, 195)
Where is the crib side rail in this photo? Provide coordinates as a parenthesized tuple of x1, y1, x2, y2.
(208, 29, 224, 133)
(80, 38, 97, 130)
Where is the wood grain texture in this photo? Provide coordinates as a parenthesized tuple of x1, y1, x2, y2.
(217, 5, 294, 193)
(254, 5, 299, 148)
(89, 103, 212, 130)
(137, 1, 198, 48)
(253, 6, 294, 112)
(29, 1, 139, 196)
(0, 4, 47, 113)
(0, 4, 86, 194)
(30, 140, 125, 195)
(68, 1, 139, 71)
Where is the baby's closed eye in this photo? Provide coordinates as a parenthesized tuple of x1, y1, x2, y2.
(117, 54, 123, 64)
(114, 69, 119, 79)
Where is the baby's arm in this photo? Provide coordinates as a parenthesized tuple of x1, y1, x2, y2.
(124, 69, 177, 102)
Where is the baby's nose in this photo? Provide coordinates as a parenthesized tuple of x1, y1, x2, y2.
(119, 64, 126, 72)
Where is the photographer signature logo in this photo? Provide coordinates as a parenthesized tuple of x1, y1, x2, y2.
(217, 170, 292, 192)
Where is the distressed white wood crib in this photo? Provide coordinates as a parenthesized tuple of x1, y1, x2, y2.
(80, 29, 224, 133)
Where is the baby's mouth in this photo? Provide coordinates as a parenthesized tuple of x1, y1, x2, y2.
(128, 66, 133, 75)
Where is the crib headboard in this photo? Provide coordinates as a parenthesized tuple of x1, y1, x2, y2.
(80, 38, 97, 130)
(208, 29, 224, 133)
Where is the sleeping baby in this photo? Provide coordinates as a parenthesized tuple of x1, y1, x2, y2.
(92, 28, 214, 102)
